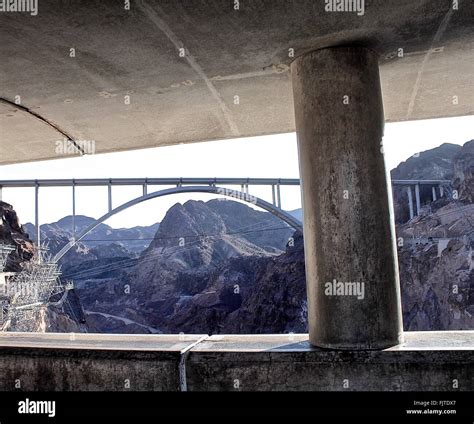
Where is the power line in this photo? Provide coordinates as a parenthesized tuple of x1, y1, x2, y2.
(49, 224, 294, 244)
(60, 224, 295, 280)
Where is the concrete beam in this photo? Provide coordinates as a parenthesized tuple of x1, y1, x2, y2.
(292, 46, 403, 349)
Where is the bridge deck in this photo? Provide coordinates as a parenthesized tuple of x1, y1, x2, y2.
(0, 177, 452, 188)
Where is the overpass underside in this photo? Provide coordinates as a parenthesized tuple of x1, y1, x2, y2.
(0, 0, 473, 165)
(0, 1, 473, 392)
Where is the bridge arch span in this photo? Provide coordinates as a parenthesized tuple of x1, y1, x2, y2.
(54, 185, 302, 261)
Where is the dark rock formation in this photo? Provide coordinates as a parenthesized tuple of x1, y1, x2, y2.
(75, 199, 293, 333)
(206, 199, 293, 252)
(391, 143, 461, 181)
(397, 208, 473, 330)
(0, 201, 35, 271)
(164, 231, 307, 334)
(452, 140, 474, 203)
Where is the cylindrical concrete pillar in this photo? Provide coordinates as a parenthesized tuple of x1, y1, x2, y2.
(291, 46, 403, 349)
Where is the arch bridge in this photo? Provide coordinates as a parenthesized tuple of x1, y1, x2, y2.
(0, 177, 452, 261)
(0, 178, 304, 261)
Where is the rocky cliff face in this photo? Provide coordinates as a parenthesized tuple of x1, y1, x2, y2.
(162, 231, 307, 334)
(0, 201, 35, 271)
(0, 201, 86, 333)
(77, 199, 294, 333)
(397, 205, 473, 330)
(452, 140, 474, 203)
(394, 140, 473, 330)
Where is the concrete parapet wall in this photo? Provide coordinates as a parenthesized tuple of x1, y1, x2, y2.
(0, 332, 472, 391)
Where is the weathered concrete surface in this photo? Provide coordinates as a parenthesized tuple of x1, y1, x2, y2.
(0, 0, 473, 165)
(292, 47, 403, 349)
(0, 332, 471, 391)
(0, 332, 207, 391)
(186, 332, 474, 391)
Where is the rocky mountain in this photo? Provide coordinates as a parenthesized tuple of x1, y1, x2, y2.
(78, 141, 472, 334)
(452, 140, 474, 203)
(391, 143, 461, 181)
(23, 216, 159, 265)
(74, 199, 294, 333)
(204, 199, 293, 252)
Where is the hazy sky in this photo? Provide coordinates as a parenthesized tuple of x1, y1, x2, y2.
(1, 115, 472, 228)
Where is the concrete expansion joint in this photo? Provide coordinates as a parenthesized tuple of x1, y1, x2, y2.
(178, 335, 209, 391)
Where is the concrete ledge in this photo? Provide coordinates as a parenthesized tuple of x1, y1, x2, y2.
(186, 332, 474, 391)
(0, 331, 472, 391)
(0, 333, 207, 391)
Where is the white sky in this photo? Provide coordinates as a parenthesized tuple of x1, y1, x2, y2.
(0, 115, 472, 228)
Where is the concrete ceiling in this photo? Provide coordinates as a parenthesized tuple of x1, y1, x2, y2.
(0, 0, 473, 165)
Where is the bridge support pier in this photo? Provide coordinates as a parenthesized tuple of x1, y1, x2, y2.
(415, 184, 421, 216)
(291, 46, 403, 349)
(407, 186, 415, 220)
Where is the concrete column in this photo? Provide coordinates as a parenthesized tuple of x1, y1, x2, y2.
(415, 184, 421, 216)
(407, 186, 414, 220)
(439, 185, 444, 198)
(34, 183, 40, 246)
(72, 182, 76, 241)
(108, 181, 112, 213)
(292, 46, 403, 349)
(276, 184, 282, 209)
(432, 186, 437, 202)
